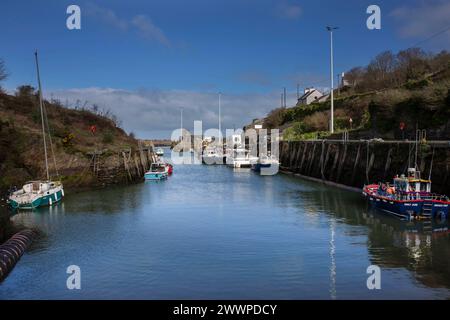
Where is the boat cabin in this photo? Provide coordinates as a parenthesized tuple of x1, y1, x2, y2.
(22, 181, 55, 194)
(150, 163, 166, 172)
(393, 168, 431, 193)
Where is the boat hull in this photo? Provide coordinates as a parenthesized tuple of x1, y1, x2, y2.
(144, 172, 167, 180)
(366, 196, 422, 219)
(251, 163, 274, 172)
(8, 189, 64, 210)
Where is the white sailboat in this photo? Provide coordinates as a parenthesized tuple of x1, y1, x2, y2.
(202, 92, 224, 164)
(8, 52, 64, 210)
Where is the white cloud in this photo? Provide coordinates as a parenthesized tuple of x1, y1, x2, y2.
(277, 2, 302, 20)
(131, 15, 171, 47)
(85, 3, 128, 31)
(391, 0, 450, 47)
(48, 88, 296, 139)
(85, 3, 170, 46)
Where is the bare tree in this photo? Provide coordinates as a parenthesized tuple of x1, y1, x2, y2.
(0, 59, 8, 82)
(368, 51, 396, 83)
(396, 48, 429, 81)
(344, 67, 365, 87)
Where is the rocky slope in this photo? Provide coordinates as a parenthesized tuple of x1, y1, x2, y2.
(0, 89, 145, 196)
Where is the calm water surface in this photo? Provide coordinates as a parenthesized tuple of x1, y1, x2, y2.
(1, 154, 449, 299)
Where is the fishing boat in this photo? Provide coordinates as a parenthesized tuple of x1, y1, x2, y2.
(144, 163, 168, 180)
(363, 168, 449, 220)
(155, 148, 164, 156)
(8, 52, 64, 210)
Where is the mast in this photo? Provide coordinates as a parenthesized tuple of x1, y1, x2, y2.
(35, 51, 50, 181)
(218, 92, 221, 138)
(180, 107, 183, 142)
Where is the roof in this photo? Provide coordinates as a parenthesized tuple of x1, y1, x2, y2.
(298, 90, 317, 101)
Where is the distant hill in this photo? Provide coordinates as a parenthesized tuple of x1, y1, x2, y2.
(253, 48, 450, 141)
(0, 87, 138, 194)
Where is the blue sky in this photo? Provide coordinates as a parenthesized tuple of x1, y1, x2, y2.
(1, 0, 450, 138)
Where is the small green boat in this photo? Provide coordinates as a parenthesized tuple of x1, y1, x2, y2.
(8, 181, 64, 210)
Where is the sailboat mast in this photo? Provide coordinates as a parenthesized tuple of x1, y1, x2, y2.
(218, 92, 221, 138)
(34, 51, 50, 180)
(180, 107, 183, 142)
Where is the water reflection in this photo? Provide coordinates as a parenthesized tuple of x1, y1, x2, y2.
(0, 164, 449, 299)
(288, 180, 450, 291)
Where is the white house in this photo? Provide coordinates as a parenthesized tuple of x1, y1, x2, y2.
(298, 88, 329, 106)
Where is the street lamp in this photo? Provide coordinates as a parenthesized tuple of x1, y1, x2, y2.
(327, 26, 338, 134)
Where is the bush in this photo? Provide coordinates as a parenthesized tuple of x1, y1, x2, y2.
(303, 111, 329, 131)
(102, 131, 114, 144)
(62, 132, 75, 147)
(264, 107, 286, 128)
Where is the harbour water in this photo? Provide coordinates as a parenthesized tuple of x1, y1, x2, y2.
(0, 156, 449, 299)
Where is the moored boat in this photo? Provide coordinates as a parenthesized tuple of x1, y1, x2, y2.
(155, 148, 164, 156)
(251, 155, 279, 175)
(8, 181, 64, 210)
(144, 163, 168, 180)
(165, 163, 173, 175)
(8, 52, 64, 210)
(202, 147, 223, 165)
(363, 168, 449, 220)
(226, 147, 258, 168)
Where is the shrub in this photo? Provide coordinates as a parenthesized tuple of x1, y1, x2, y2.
(264, 107, 286, 128)
(102, 131, 114, 144)
(62, 132, 75, 147)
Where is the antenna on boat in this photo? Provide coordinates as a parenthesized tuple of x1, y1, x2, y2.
(34, 51, 50, 181)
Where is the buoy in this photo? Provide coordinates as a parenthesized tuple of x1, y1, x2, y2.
(49, 197, 53, 206)
(0, 229, 36, 282)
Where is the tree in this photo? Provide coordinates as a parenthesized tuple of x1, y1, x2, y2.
(15, 85, 36, 98)
(0, 59, 8, 82)
(396, 48, 429, 81)
(344, 67, 365, 87)
(367, 51, 396, 85)
(264, 107, 286, 129)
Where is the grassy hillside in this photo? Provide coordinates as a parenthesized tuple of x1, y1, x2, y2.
(0, 87, 138, 194)
(260, 48, 450, 141)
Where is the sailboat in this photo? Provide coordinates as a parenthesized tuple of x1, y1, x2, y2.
(8, 52, 65, 210)
(202, 92, 224, 164)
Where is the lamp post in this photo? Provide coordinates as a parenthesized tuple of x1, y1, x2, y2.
(327, 26, 338, 134)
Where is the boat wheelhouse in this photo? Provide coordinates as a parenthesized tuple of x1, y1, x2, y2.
(363, 168, 449, 220)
